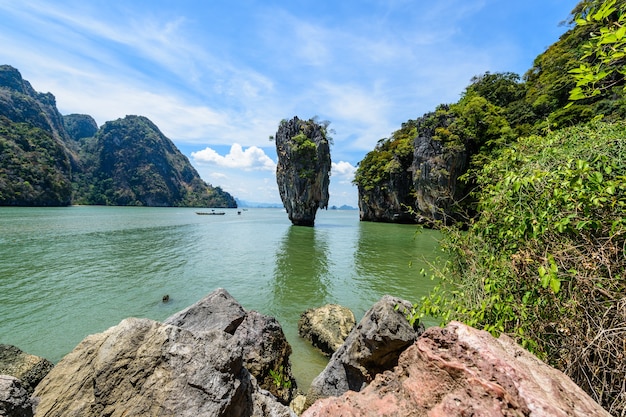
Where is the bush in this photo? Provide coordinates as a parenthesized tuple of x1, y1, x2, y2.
(420, 121, 626, 415)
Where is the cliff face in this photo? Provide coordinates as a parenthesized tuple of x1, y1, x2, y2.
(353, 120, 419, 224)
(63, 114, 98, 141)
(0, 65, 237, 208)
(354, 113, 469, 226)
(0, 66, 73, 206)
(275, 117, 331, 226)
(410, 112, 468, 224)
(90, 115, 237, 207)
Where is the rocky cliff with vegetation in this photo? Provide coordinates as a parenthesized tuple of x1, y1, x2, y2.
(80, 115, 236, 207)
(0, 65, 236, 208)
(392, 2, 625, 414)
(274, 116, 331, 226)
(354, 3, 625, 226)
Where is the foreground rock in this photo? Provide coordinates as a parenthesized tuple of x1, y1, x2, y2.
(274, 116, 331, 226)
(0, 375, 35, 417)
(32, 289, 297, 417)
(0, 345, 53, 393)
(305, 295, 424, 408)
(303, 321, 611, 417)
(165, 289, 296, 404)
(298, 304, 356, 356)
(33, 317, 295, 417)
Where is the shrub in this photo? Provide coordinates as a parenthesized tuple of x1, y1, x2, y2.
(420, 121, 626, 415)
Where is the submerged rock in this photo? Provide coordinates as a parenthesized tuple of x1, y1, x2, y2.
(298, 304, 356, 356)
(274, 116, 331, 226)
(0, 345, 53, 393)
(305, 295, 424, 408)
(302, 321, 611, 417)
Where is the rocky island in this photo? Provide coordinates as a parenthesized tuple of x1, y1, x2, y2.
(274, 117, 331, 226)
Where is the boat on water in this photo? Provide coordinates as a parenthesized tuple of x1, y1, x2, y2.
(196, 210, 226, 215)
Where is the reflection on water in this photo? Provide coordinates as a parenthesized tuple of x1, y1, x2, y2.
(354, 222, 442, 304)
(0, 207, 442, 392)
(273, 226, 330, 308)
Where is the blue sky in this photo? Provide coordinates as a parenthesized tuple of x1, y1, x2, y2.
(0, 1, 576, 207)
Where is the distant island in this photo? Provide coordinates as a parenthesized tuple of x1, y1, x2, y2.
(0, 65, 236, 208)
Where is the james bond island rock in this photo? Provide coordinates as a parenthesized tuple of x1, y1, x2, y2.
(33, 290, 297, 417)
(298, 304, 356, 356)
(274, 116, 331, 226)
(302, 321, 611, 417)
(305, 295, 424, 408)
(0, 344, 53, 393)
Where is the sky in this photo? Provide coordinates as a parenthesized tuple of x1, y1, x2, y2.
(0, 0, 577, 207)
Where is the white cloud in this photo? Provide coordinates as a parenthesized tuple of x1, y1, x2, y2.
(191, 144, 276, 172)
(332, 161, 356, 183)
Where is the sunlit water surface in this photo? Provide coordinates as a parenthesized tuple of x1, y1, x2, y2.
(0, 206, 443, 391)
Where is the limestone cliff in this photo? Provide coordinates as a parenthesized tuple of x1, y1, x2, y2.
(410, 111, 468, 224)
(354, 112, 468, 226)
(274, 117, 331, 226)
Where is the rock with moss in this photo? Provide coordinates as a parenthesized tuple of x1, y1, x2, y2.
(274, 116, 331, 226)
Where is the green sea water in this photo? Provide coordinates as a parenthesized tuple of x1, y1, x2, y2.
(0, 206, 442, 390)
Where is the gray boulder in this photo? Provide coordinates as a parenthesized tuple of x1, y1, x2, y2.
(305, 295, 424, 407)
(0, 375, 35, 417)
(32, 317, 295, 417)
(298, 304, 356, 356)
(164, 287, 246, 334)
(165, 289, 296, 404)
(0, 345, 53, 393)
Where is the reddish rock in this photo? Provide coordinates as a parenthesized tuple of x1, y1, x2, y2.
(302, 321, 610, 417)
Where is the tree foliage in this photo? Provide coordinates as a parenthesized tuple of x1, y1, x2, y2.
(419, 122, 626, 414)
(569, 0, 626, 101)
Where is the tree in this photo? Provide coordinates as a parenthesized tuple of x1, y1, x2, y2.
(569, 0, 626, 101)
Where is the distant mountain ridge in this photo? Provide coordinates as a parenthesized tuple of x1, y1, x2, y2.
(0, 65, 236, 208)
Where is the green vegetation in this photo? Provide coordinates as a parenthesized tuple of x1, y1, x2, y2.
(269, 365, 292, 390)
(0, 116, 72, 206)
(353, 120, 415, 193)
(569, 0, 626, 102)
(397, 4, 626, 414)
(418, 122, 626, 414)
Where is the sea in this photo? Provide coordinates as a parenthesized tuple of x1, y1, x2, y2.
(0, 206, 443, 391)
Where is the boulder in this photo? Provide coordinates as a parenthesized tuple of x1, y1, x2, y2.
(32, 317, 296, 417)
(0, 345, 53, 393)
(298, 304, 356, 356)
(305, 295, 424, 407)
(163, 287, 246, 334)
(234, 311, 295, 404)
(302, 321, 611, 417)
(0, 375, 35, 417)
(274, 116, 331, 226)
(165, 288, 296, 404)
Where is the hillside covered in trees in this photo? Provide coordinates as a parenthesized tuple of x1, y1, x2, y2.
(353, 0, 625, 225)
(353, 1, 626, 414)
(0, 65, 236, 208)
